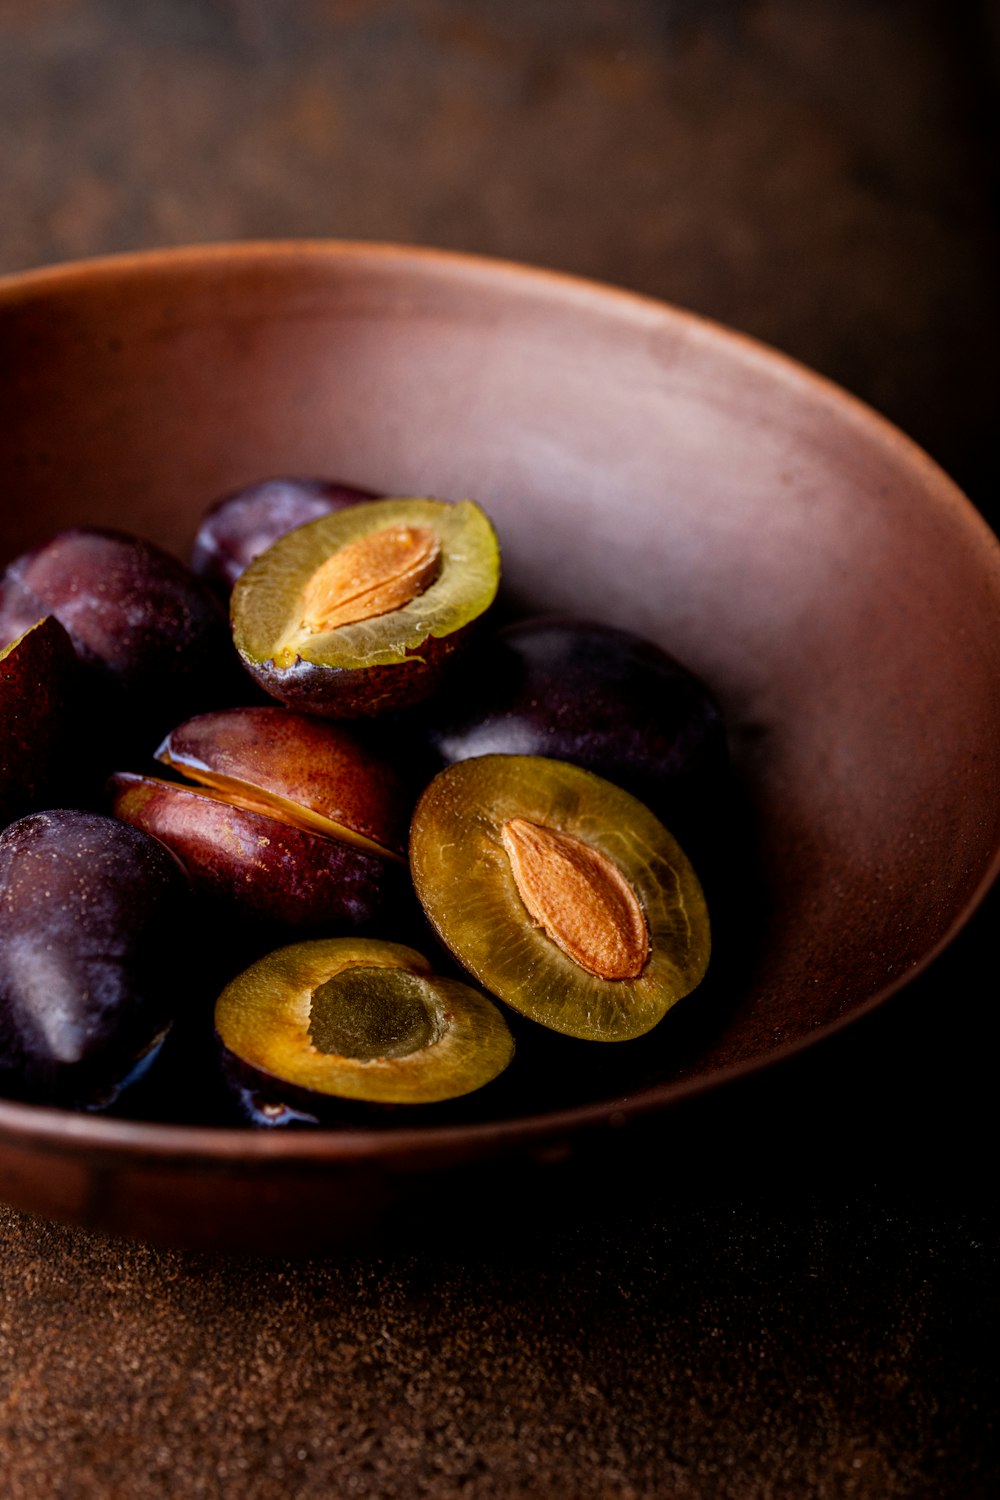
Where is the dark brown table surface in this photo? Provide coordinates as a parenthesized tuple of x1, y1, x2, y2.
(1, 4, 998, 1496)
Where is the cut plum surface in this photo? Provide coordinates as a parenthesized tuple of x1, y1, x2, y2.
(410, 755, 711, 1042)
(231, 496, 501, 716)
(215, 936, 514, 1108)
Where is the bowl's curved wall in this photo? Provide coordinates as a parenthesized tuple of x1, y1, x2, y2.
(2, 243, 999, 1246)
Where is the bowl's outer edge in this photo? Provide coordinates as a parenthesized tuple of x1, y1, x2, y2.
(2, 239, 999, 1248)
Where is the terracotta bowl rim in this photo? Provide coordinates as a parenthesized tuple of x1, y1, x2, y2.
(2, 237, 999, 1166)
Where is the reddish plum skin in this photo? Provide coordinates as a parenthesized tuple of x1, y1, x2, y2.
(191, 477, 378, 593)
(0, 810, 191, 1109)
(0, 527, 239, 750)
(157, 706, 411, 857)
(109, 772, 407, 931)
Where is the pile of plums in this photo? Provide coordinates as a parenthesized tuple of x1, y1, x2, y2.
(0, 477, 734, 1128)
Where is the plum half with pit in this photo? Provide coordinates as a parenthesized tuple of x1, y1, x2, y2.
(109, 706, 412, 931)
(191, 476, 378, 594)
(0, 809, 191, 1109)
(215, 936, 515, 1124)
(231, 496, 501, 716)
(410, 754, 711, 1042)
(0, 615, 81, 830)
(0, 526, 240, 754)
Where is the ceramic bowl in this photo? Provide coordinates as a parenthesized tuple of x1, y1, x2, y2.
(1, 242, 998, 1251)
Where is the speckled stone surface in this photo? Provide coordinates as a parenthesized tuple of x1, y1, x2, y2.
(2, 938, 998, 1498)
(1, 2, 998, 1495)
(0, 1194, 993, 1500)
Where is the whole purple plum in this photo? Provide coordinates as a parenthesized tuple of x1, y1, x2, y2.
(191, 476, 378, 593)
(420, 616, 730, 841)
(0, 526, 241, 753)
(0, 809, 192, 1109)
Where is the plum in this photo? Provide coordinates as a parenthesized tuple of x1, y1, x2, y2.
(191, 476, 378, 594)
(409, 754, 711, 1042)
(109, 706, 411, 930)
(0, 616, 81, 830)
(0, 526, 241, 754)
(418, 616, 729, 846)
(214, 936, 515, 1122)
(0, 809, 191, 1109)
(230, 497, 501, 716)
(155, 705, 410, 858)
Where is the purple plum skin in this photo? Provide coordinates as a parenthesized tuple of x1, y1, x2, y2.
(191, 477, 378, 593)
(0, 527, 240, 752)
(420, 617, 730, 836)
(0, 809, 192, 1109)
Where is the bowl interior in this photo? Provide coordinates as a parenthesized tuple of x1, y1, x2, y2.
(2, 243, 1000, 1239)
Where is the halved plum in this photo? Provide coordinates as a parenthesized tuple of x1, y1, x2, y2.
(215, 936, 515, 1118)
(231, 496, 501, 716)
(155, 705, 410, 859)
(409, 755, 711, 1042)
(109, 706, 411, 929)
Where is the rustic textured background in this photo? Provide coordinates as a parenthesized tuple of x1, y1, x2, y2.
(1, 0, 998, 517)
(1, 3, 998, 1496)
